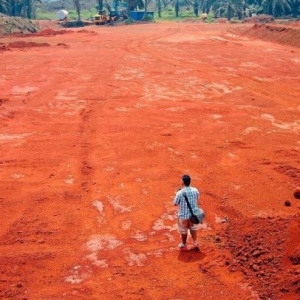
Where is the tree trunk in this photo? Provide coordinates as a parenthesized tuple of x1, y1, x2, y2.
(194, 0, 199, 17)
(73, 0, 81, 21)
(291, 2, 299, 17)
(157, 0, 161, 17)
(144, 0, 148, 19)
(98, 0, 103, 11)
(175, 0, 179, 17)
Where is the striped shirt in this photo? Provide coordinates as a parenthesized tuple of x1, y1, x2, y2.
(174, 186, 200, 219)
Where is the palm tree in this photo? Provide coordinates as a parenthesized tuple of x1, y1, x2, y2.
(169, 0, 192, 17)
(144, 0, 153, 18)
(0, 0, 39, 17)
(73, 0, 81, 21)
(22, 0, 34, 19)
(156, 0, 162, 16)
(97, 0, 103, 11)
(0, 0, 9, 14)
(262, 0, 291, 16)
(199, 0, 216, 13)
(288, 0, 299, 17)
(194, 0, 200, 16)
(262, 0, 290, 17)
(128, 0, 144, 10)
(213, 0, 244, 20)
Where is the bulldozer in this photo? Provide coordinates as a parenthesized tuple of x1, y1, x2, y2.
(94, 10, 110, 25)
(94, 3, 119, 25)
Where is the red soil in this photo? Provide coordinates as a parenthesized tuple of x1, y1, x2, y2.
(0, 22, 299, 300)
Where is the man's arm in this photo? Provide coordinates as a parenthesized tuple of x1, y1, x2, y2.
(173, 190, 181, 206)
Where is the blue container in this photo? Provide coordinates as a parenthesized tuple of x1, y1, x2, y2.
(129, 11, 154, 21)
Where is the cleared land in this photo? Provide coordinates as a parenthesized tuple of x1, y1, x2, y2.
(0, 21, 299, 300)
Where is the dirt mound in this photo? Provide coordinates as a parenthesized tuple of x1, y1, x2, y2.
(0, 17, 67, 37)
(242, 23, 300, 48)
(0, 16, 38, 36)
(244, 14, 274, 24)
(222, 213, 300, 299)
(0, 41, 50, 52)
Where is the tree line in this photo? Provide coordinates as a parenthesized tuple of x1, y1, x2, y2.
(0, 0, 299, 19)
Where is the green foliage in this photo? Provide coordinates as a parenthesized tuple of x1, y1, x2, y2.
(206, 13, 215, 22)
(2, 0, 298, 21)
(35, 7, 97, 20)
(143, 12, 155, 20)
(35, 7, 56, 19)
(213, 0, 244, 20)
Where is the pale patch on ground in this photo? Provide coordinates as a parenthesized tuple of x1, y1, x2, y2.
(215, 215, 229, 224)
(115, 107, 131, 112)
(0, 132, 35, 143)
(64, 175, 75, 184)
(10, 173, 25, 179)
(108, 195, 134, 213)
(103, 166, 115, 172)
(11, 85, 38, 94)
(152, 213, 177, 231)
(165, 106, 187, 112)
(253, 76, 274, 82)
(85, 252, 108, 268)
(261, 113, 300, 132)
(93, 200, 104, 214)
(291, 58, 300, 64)
(86, 234, 123, 252)
(114, 67, 144, 81)
(240, 62, 261, 68)
(130, 230, 148, 241)
(212, 114, 223, 120)
(121, 219, 132, 230)
(122, 248, 147, 267)
(243, 127, 261, 135)
(65, 265, 90, 284)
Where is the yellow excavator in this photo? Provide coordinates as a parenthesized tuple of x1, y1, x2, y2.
(94, 10, 110, 25)
(94, 3, 119, 25)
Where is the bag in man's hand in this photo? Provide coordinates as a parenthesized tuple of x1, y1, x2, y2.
(190, 208, 205, 224)
(190, 215, 200, 224)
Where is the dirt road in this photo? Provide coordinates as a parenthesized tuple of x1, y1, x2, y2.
(0, 22, 299, 300)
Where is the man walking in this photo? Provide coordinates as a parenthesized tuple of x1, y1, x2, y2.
(174, 174, 200, 251)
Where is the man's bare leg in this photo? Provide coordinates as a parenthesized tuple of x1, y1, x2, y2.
(181, 233, 187, 245)
(190, 230, 200, 251)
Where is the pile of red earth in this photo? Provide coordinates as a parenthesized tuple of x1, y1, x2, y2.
(242, 23, 300, 48)
(221, 212, 300, 299)
(0, 41, 50, 52)
(244, 14, 274, 24)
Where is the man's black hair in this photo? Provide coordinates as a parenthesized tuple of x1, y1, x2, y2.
(182, 174, 191, 186)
